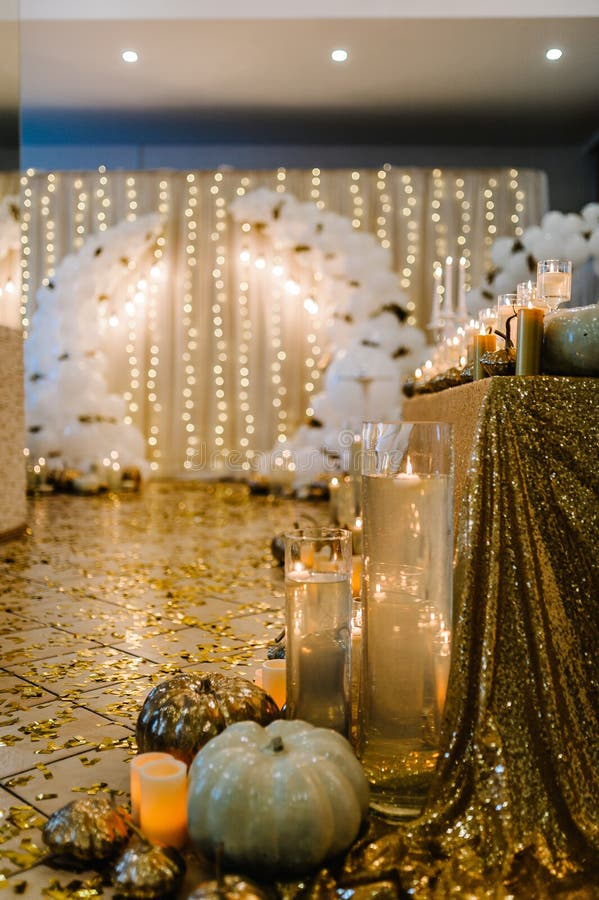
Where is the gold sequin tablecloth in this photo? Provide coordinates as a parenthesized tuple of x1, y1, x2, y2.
(373, 376, 599, 894)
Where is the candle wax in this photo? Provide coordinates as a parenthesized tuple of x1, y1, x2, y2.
(262, 659, 286, 709)
(139, 758, 188, 849)
(129, 752, 174, 825)
(516, 307, 544, 376)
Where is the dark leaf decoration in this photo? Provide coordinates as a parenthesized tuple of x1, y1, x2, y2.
(380, 302, 409, 324)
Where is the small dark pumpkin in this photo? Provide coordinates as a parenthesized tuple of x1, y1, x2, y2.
(480, 347, 516, 377)
(136, 672, 280, 766)
(111, 838, 185, 899)
(42, 796, 130, 862)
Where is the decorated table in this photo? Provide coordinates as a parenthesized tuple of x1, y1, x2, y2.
(0, 447, 597, 896)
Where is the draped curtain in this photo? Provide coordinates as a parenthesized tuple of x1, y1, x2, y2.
(20, 167, 547, 477)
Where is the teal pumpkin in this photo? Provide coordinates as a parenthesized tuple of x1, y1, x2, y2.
(543, 304, 599, 376)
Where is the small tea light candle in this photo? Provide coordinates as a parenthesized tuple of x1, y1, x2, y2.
(130, 752, 174, 825)
(139, 757, 188, 849)
(262, 659, 286, 709)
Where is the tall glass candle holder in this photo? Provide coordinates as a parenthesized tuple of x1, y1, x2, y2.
(358, 422, 453, 820)
(285, 527, 352, 736)
(537, 259, 572, 311)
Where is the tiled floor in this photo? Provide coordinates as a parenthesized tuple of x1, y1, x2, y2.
(0, 481, 326, 897)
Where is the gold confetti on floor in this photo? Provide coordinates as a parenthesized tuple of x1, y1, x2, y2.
(0, 482, 325, 896)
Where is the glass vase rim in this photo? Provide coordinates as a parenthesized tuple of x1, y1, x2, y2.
(284, 525, 352, 542)
(361, 420, 452, 430)
(537, 258, 572, 265)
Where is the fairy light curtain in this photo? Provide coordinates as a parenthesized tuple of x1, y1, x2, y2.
(20, 166, 547, 477)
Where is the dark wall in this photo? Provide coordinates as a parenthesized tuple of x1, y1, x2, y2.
(20, 110, 598, 214)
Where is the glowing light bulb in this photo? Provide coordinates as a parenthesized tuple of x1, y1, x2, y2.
(331, 48, 348, 62)
(285, 279, 301, 296)
(108, 314, 120, 327)
(239, 249, 251, 264)
(254, 256, 266, 270)
(304, 297, 319, 315)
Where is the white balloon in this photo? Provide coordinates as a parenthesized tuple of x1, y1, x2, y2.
(581, 202, 599, 228)
(491, 236, 514, 267)
(563, 213, 585, 235)
(541, 210, 567, 236)
(587, 228, 599, 258)
(563, 233, 591, 266)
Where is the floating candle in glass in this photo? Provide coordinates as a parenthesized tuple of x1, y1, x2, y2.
(285, 527, 352, 736)
(358, 421, 453, 820)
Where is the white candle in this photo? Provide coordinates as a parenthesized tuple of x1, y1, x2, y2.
(262, 659, 286, 709)
(456, 256, 468, 321)
(428, 265, 443, 329)
(129, 752, 174, 825)
(444, 256, 454, 315)
(139, 757, 188, 849)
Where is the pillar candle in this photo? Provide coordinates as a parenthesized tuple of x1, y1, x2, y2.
(456, 256, 467, 321)
(515, 306, 544, 376)
(129, 752, 174, 824)
(444, 256, 454, 314)
(473, 332, 496, 380)
(139, 757, 188, 849)
(428, 265, 443, 329)
(329, 476, 340, 523)
(262, 659, 286, 709)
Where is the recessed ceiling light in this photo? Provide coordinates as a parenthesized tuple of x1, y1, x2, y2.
(331, 49, 348, 63)
(122, 50, 139, 64)
(545, 48, 563, 61)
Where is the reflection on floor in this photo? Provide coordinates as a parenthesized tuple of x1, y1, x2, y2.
(0, 482, 324, 896)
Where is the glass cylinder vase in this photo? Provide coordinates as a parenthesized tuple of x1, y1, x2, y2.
(357, 421, 453, 819)
(285, 527, 352, 736)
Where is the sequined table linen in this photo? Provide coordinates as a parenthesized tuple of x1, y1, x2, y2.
(385, 376, 599, 894)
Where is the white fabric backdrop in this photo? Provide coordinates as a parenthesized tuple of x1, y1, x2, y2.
(21, 166, 548, 476)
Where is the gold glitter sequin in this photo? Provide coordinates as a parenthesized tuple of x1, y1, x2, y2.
(386, 376, 599, 893)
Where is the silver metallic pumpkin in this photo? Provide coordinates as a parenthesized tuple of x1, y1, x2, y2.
(42, 795, 130, 861)
(111, 839, 185, 899)
(136, 672, 280, 765)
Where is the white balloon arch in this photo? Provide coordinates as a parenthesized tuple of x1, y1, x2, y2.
(230, 188, 427, 486)
(468, 202, 599, 313)
(24, 214, 163, 486)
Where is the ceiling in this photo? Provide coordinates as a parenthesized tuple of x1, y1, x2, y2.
(9, 10, 599, 145)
